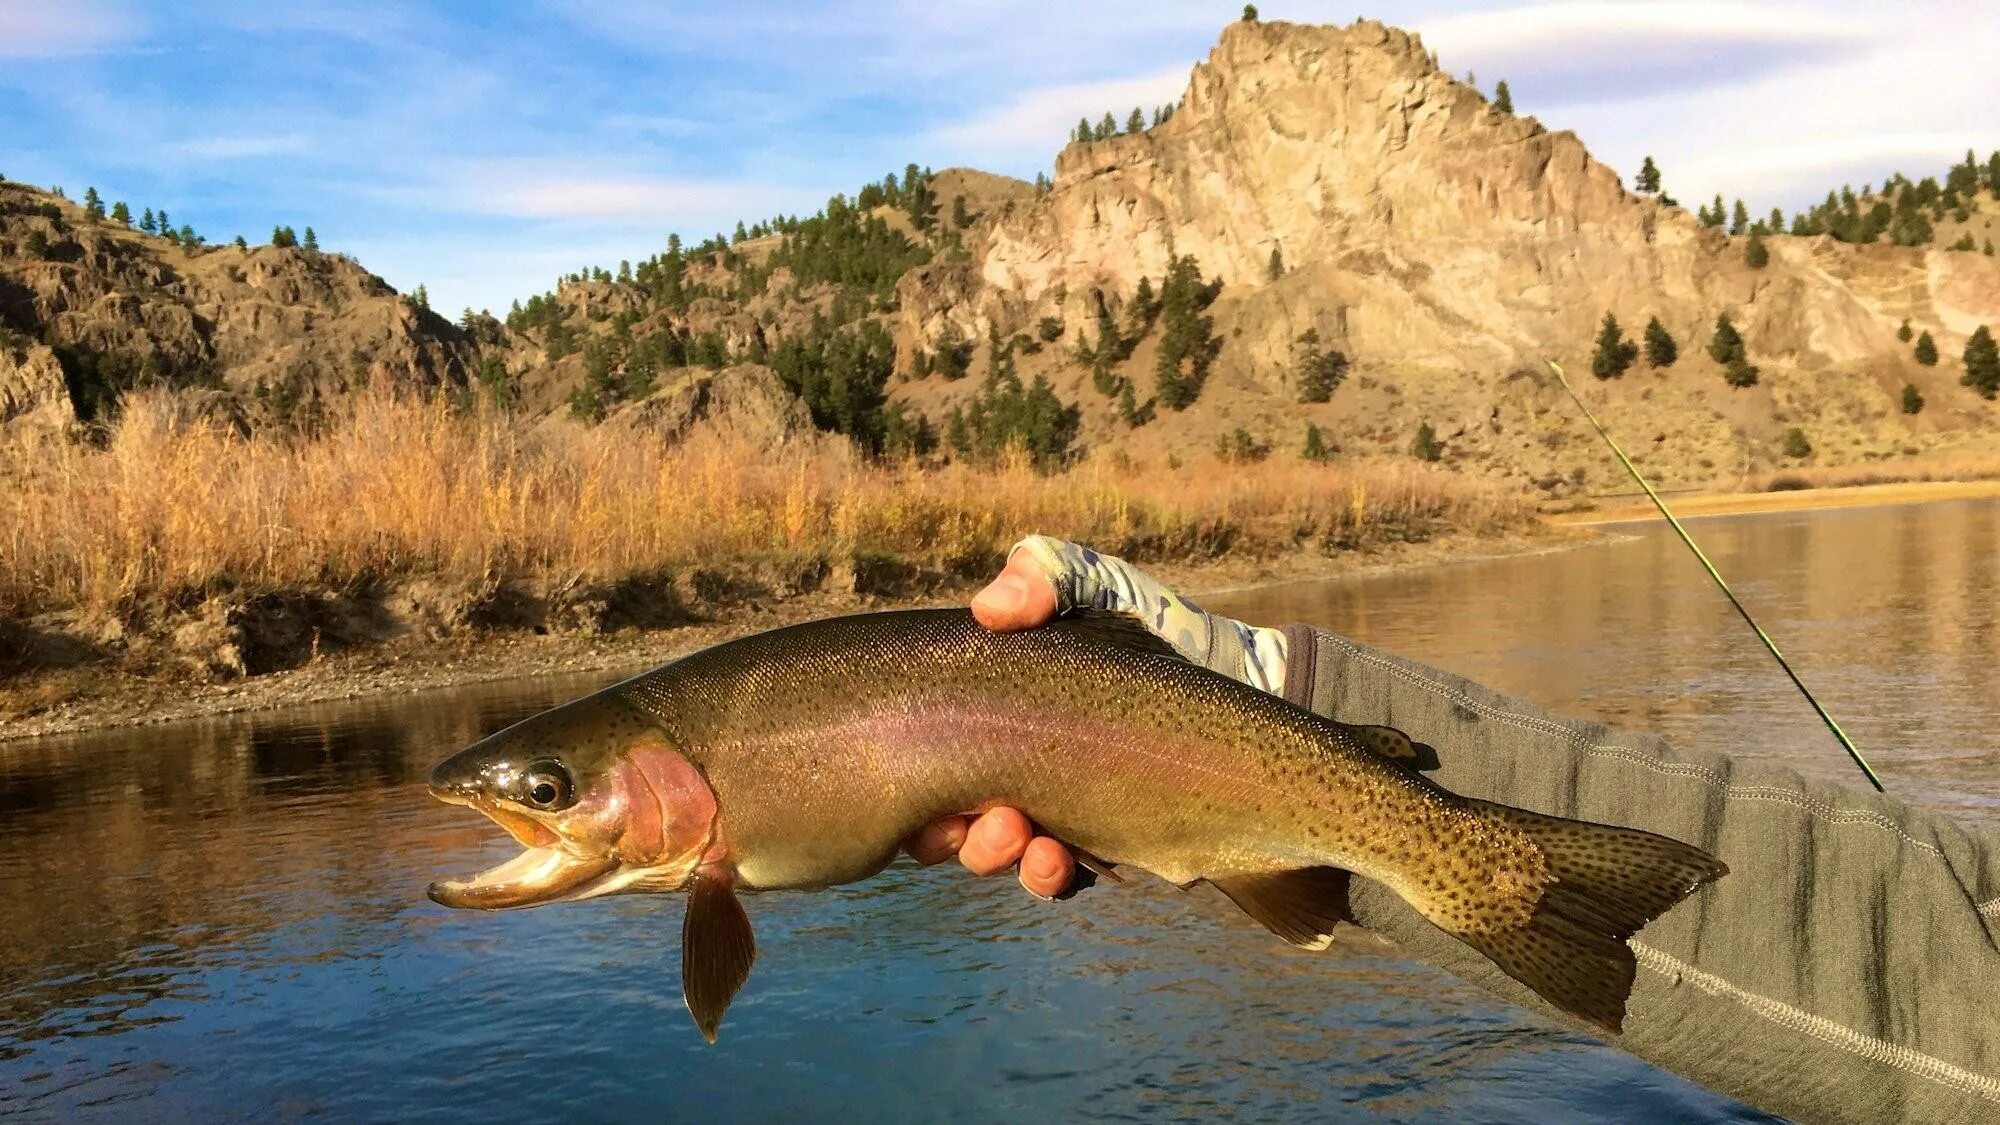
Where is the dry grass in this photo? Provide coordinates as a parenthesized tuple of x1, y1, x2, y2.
(1749, 453, 2000, 493)
(0, 389, 1533, 618)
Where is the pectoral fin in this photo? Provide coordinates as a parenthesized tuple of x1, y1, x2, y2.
(682, 871, 756, 1044)
(1211, 867, 1354, 950)
(1343, 723, 1441, 772)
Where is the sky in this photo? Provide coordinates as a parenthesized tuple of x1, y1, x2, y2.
(3, 1, 1995, 315)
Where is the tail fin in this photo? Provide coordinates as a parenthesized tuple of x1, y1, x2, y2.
(1451, 800, 1727, 1034)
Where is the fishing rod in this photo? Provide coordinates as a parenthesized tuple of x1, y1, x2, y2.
(1544, 359, 1886, 793)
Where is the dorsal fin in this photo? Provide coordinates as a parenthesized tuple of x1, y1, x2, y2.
(1043, 608, 1185, 662)
(1339, 723, 1441, 771)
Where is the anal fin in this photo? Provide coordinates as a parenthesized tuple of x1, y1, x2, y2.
(1210, 867, 1354, 950)
(683, 870, 756, 1044)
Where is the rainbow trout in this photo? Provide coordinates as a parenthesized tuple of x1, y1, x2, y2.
(427, 609, 1725, 1040)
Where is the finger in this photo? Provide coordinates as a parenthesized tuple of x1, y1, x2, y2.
(1018, 836, 1075, 899)
(970, 554, 1060, 632)
(903, 816, 968, 866)
(957, 807, 1034, 876)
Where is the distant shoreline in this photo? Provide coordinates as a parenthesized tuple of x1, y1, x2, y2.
(0, 529, 1570, 745)
(1551, 478, 2000, 526)
(5, 476, 1994, 744)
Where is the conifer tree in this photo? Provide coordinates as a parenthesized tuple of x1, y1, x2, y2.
(1097, 112, 1116, 140)
(1961, 325, 1998, 398)
(1643, 316, 1677, 367)
(1126, 107, 1144, 133)
(1897, 319, 1913, 343)
(951, 194, 970, 228)
(1708, 313, 1745, 364)
(83, 187, 104, 219)
(1730, 199, 1750, 235)
(1411, 421, 1442, 462)
(1744, 231, 1769, 268)
(1591, 313, 1638, 378)
(271, 225, 296, 248)
(1303, 423, 1331, 462)
(412, 284, 430, 310)
(1913, 330, 1938, 366)
(1635, 156, 1661, 194)
(1703, 194, 1725, 229)
(157, 209, 170, 232)
(1900, 383, 1924, 414)
(1293, 327, 1345, 402)
(1492, 79, 1513, 114)
(1242, 3, 1258, 19)
(1769, 207, 1784, 231)
(302, 226, 318, 252)
(1266, 244, 1283, 280)
(111, 201, 131, 225)
(1074, 117, 1091, 144)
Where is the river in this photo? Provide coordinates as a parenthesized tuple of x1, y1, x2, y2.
(2, 498, 1993, 1121)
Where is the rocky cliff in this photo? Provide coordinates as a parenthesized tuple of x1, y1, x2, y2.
(904, 18, 2000, 488)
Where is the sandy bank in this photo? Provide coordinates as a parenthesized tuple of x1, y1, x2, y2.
(1551, 478, 2000, 526)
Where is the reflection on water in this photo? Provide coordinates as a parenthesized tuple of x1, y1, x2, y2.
(8, 501, 1990, 1120)
(1209, 498, 2000, 823)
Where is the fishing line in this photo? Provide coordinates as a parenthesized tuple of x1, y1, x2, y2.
(1544, 359, 1886, 793)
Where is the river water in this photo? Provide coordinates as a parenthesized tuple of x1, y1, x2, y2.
(2, 499, 1993, 1121)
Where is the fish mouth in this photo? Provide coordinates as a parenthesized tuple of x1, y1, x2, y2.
(427, 784, 618, 910)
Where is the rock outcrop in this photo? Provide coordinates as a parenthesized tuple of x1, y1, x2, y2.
(895, 18, 2000, 487)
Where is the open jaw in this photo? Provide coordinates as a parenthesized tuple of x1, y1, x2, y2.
(427, 843, 622, 909)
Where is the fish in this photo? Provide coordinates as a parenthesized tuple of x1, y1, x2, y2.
(426, 608, 1726, 1042)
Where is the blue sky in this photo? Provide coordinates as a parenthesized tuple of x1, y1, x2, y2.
(3, 1, 1995, 315)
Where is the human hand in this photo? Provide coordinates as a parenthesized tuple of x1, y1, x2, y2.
(902, 536, 1290, 898)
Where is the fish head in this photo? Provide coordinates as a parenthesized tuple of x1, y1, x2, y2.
(426, 691, 720, 909)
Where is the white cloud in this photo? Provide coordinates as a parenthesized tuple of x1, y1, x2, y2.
(1417, 1, 1870, 59)
(0, 1, 141, 58)
(175, 133, 312, 160)
(927, 64, 1192, 167)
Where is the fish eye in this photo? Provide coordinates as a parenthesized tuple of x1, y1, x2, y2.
(521, 762, 573, 811)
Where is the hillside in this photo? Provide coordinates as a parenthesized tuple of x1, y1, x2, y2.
(5, 16, 2000, 497)
(0, 182, 476, 431)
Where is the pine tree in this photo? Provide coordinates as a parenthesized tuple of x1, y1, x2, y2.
(1411, 421, 1442, 462)
(302, 226, 318, 252)
(1900, 383, 1924, 414)
(1242, 3, 1258, 19)
(1769, 206, 1784, 232)
(1492, 79, 1513, 114)
(1097, 112, 1116, 141)
(271, 225, 296, 248)
(1730, 199, 1750, 235)
(1590, 312, 1638, 379)
(1074, 117, 1091, 144)
(1963, 325, 2000, 399)
(157, 209, 169, 232)
(83, 187, 104, 219)
(1708, 313, 1745, 364)
(1126, 106, 1144, 134)
(110, 201, 131, 225)
(1635, 156, 1661, 194)
(412, 283, 430, 310)
(1744, 231, 1769, 268)
(1303, 423, 1332, 462)
(1703, 194, 1725, 229)
(1781, 428, 1812, 458)
(1643, 316, 1678, 367)
(1913, 330, 1938, 366)
(233, 235, 247, 249)
(1266, 244, 1283, 280)
(951, 194, 970, 228)
(1897, 319, 1913, 343)
(1293, 328, 1345, 402)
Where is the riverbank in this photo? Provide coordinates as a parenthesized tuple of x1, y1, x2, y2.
(0, 528, 1577, 742)
(1550, 478, 2000, 526)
